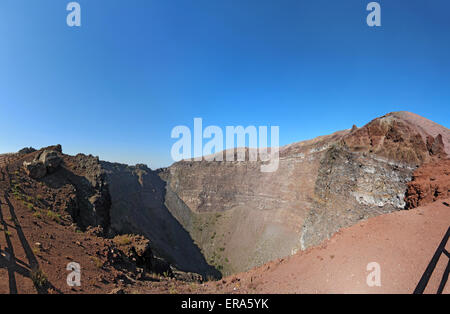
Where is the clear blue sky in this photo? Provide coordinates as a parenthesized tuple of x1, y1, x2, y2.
(1, 0, 449, 168)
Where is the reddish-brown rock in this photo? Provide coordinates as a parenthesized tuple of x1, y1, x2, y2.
(342, 112, 449, 164)
(405, 159, 450, 208)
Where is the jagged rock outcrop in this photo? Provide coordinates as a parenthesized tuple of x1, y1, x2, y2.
(18, 147, 36, 155)
(19, 146, 111, 232)
(426, 134, 446, 157)
(344, 114, 433, 164)
(63, 153, 112, 232)
(343, 111, 450, 158)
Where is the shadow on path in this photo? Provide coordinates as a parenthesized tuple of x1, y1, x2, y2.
(0, 197, 18, 294)
(1, 191, 62, 294)
(414, 226, 450, 294)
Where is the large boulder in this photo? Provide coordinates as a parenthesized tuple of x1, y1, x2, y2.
(23, 148, 63, 179)
(38, 150, 62, 174)
(23, 160, 47, 179)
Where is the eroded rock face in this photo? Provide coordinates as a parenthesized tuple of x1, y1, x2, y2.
(405, 159, 450, 208)
(300, 113, 448, 249)
(300, 144, 414, 248)
(316, 145, 412, 209)
(161, 134, 337, 274)
(344, 116, 428, 164)
(66, 154, 111, 232)
(343, 112, 450, 163)
(426, 134, 446, 157)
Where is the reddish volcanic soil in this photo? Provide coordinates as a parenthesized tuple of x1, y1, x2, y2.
(0, 161, 122, 294)
(204, 200, 450, 294)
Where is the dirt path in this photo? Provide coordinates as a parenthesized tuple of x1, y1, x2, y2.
(0, 164, 63, 294)
(205, 199, 450, 294)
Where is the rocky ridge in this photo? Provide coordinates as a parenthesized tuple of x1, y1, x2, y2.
(0, 146, 208, 294)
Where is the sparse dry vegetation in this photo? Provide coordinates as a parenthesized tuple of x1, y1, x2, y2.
(30, 268, 48, 288)
(90, 256, 103, 268)
(46, 210, 61, 223)
(113, 234, 132, 246)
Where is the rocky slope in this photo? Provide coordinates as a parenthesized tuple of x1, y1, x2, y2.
(0, 147, 206, 294)
(161, 111, 449, 275)
(201, 199, 450, 294)
(100, 161, 219, 278)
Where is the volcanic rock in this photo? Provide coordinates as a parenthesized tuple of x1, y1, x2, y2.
(38, 150, 62, 173)
(23, 148, 63, 179)
(159, 111, 449, 274)
(10, 112, 450, 280)
(405, 158, 450, 208)
(23, 160, 47, 179)
(18, 147, 36, 155)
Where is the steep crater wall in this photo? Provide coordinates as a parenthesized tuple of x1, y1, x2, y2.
(300, 144, 415, 249)
(100, 162, 220, 278)
(160, 112, 450, 274)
